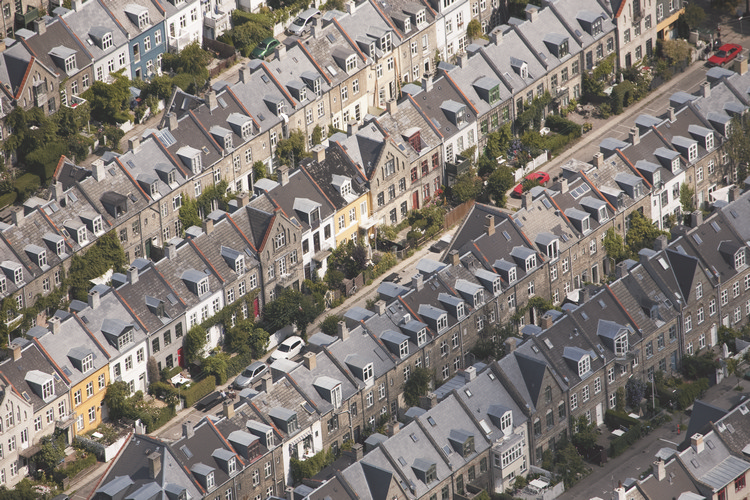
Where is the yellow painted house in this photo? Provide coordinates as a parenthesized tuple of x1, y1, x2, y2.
(35, 314, 111, 436)
(302, 146, 377, 247)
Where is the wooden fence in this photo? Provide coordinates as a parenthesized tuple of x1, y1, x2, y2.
(444, 200, 475, 229)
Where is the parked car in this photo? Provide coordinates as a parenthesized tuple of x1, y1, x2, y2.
(233, 361, 268, 389)
(269, 336, 305, 361)
(513, 171, 550, 195)
(286, 8, 320, 36)
(251, 37, 281, 59)
(708, 44, 742, 66)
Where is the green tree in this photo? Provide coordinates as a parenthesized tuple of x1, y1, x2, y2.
(486, 166, 515, 207)
(35, 434, 66, 473)
(312, 125, 323, 145)
(616, 386, 626, 412)
(571, 415, 597, 451)
(726, 357, 741, 390)
(724, 116, 750, 183)
(253, 160, 268, 181)
(470, 322, 516, 361)
(404, 367, 433, 406)
(449, 170, 482, 205)
(603, 228, 627, 263)
(484, 124, 513, 161)
(81, 69, 133, 124)
(275, 130, 310, 167)
(162, 41, 212, 93)
(178, 194, 201, 234)
(679, 183, 695, 218)
(660, 39, 691, 65)
(467, 19, 482, 40)
(104, 381, 131, 420)
(202, 352, 229, 384)
(185, 324, 208, 363)
(142, 74, 175, 101)
(681, 3, 705, 29)
(321, 314, 344, 336)
(625, 210, 668, 258)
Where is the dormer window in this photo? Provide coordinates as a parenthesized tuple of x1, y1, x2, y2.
(345, 54, 357, 72)
(138, 11, 149, 29)
(399, 340, 408, 358)
(592, 18, 602, 35)
(456, 302, 465, 318)
(509, 267, 517, 283)
(525, 255, 536, 271)
(37, 250, 47, 268)
(417, 328, 427, 345)
(581, 216, 590, 233)
(118, 329, 134, 349)
(493, 279, 501, 295)
(688, 144, 697, 162)
(56, 240, 65, 256)
(277, 101, 285, 116)
(437, 314, 448, 331)
(242, 122, 252, 139)
(500, 411, 511, 431)
(559, 39, 569, 57)
(65, 55, 77, 73)
(235, 256, 245, 275)
(379, 32, 392, 52)
(82, 353, 94, 373)
(598, 206, 608, 222)
(331, 384, 342, 408)
(0, 275, 6, 294)
(341, 182, 352, 197)
(403, 17, 410, 31)
(489, 85, 500, 104)
(78, 226, 88, 244)
(224, 134, 233, 150)
(228, 457, 236, 475)
(149, 182, 158, 197)
(192, 155, 202, 174)
(706, 132, 714, 150)
(473, 290, 483, 306)
(578, 355, 590, 376)
(312, 78, 321, 96)
(615, 333, 628, 357)
(102, 33, 113, 50)
(206, 472, 215, 490)
(167, 170, 176, 185)
(736, 249, 746, 269)
(652, 170, 661, 187)
(198, 277, 209, 296)
(415, 9, 425, 24)
(363, 363, 373, 381)
(42, 379, 54, 399)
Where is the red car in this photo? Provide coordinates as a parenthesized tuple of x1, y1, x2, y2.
(708, 44, 742, 66)
(513, 171, 550, 195)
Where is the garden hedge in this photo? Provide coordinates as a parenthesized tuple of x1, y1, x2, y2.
(182, 375, 217, 407)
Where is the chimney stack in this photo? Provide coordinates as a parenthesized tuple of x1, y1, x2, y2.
(525, 5, 538, 21)
(691, 210, 703, 227)
(653, 234, 668, 251)
(375, 300, 386, 315)
(165, 243, 177, 260)
(274, 44, 286, 60)
(523, 191, 533, 208)
(729, 185, 740, 202)
(48, 316, 60, 335)
(223, 400, 235, 419)
(337, 321, 349, 342)
(167, 112, 178, 131)
(33, 19, 46, 35)
(449, 249, 460, 266)
(616, 261, 630, 279)
(128, 136, 140, 151)
(182, 421, 195, 439)
(419, 393, 437, 410)
(10, 207, 22, 227)
(668, 106, 676, 122)
(203, 218, 214, 235)
(654, 458, 666, 481)
(560, 178, 568, 193)
(311, 144, 325, 163)
(592, 152, 604, 168)
(278, 165, 289, 186)
(236, 192, 249, 208)
(541, 314, 553, 329)
(421, 76, 433, 92)
(11, 344, 21, 361)
(88, 290, 100, 310)
(92, 159, 107, 182)
(53, 181, 64, 201)
(260, 371, 272, 393)
(412, 273, 423, 291)
(485, 214, 495, 236)
(387, 100, 398, 115)
(207, 89, 218, 110)
(504, 336, 518, 353)
(303, 351, 317, 370)
(128, 265, 139, 284)
(701, 81, 711, 98)
(239, 65, 249, 83)
(691, 433, 705, 454)
(629, 127, 640, 145)
(614, 484, 626, 500)
(734, 54, 748, 75)
(347, 121, 359, 136)
(148, 451, 162, 479)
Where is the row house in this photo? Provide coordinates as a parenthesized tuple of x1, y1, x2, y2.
(18, 18, 94, 109)
(609, 0, 657, 67)
(302, 145, 374, 247)
(161, 0, 202, 52)
(73, 285, 150, 395)
(0, 0, 43, 38)
(0, 341, 69, 489)
(426, 0, 471, 60)
(202, 0, 232, 41)
(255, 165, 335, 281)
(654, 0, 684, 41)
(104, 0, 165, 79)
(57, 0, 132, 82)
(29, 310, 110, 436)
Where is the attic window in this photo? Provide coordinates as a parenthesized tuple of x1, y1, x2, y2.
(276, 101, 286, 116)
(192, 154, 202, 174)
(42, 379, 54, 399)
(82, 353, 94, 373)
(578, 355, 590, 376)
(559, 39, 569, 57)
(345, 54, 357, 72)
(493, 278, 502, 294)
(312, 78, 321, 96)
(615, 332, 628, 356)
(705, 132, 714, 150)
(379, 32, 392, 52)
(197, 277, 210, 296)
(399, 340, 408, 358)
(363, 363, 373, 381)
(736, 249, 746, 269)
(592, 18, 602, 35)
(13, 266, 23, 285)
(228, 457, 237, 475)
(408, 131, 422, 153)
(224, 134, 233, 150)
(489, 85, 500, 104)
(168, 170, 176, 185)
(688, 143, 697, 162)
(37, 250, 47, 268)
(138, 11, 149, 29)
(77, 226, 88, 244)
(462, 435, 475, 457)
(235, 256, 246, 275)
(437, 314, 448, 331)
(102, 33, 113, 50)
(149, 182, 158, 197)
(65, 55, 77, 73)
(241, 122, 252, 139)
(415, 9, 425, 24)
(525, 255, 536, 272)
(56, 240, 65, 256)
(581, 215, 590, 233)
(598, 206, 608, 222)
(501, 411, 511, 431)
(341, 182, 352, 197)
(118, 330, 134, 349)
(473, 290, 483, 307)
(206, 471, 215, 490)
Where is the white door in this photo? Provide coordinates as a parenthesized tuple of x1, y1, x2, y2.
(710, 324, 718, 347)
(595, 403, 603, 426)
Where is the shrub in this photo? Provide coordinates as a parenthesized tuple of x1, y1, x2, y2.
(290, 448, 334, 484)
(182, 375, 217, 407)
(14, 173, 41, 200)
(225, 351, 255, 379)
(321, 314, 344, 336)
(604, 410, 639, 431)
(149, 381, 179, 404)
(609, 424, 641, 457)
(0, 191, 16, 208)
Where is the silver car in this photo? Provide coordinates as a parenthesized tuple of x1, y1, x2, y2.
(286, 8, 319, 36)
(233, 361, 268, 389)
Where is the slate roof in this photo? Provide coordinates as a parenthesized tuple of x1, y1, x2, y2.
(0, 343, 68, 413)
(20, 19, 93, 79)
(327, 323, 396, 382)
